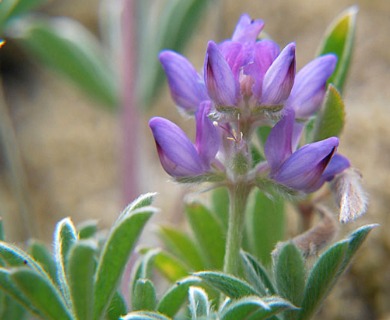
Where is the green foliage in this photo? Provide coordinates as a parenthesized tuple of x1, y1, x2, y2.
(312, 84, 345, 141)
(194, 271, 258, 299)
(15, 17, 118, 108)
(185, 203, 226, 270)
(317, 6, 358, 94)
(0, 194, 156, 320)
(188, 287, 210, 319)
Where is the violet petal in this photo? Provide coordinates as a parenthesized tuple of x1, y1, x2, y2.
(287, 54, 337, 118)
(159, 51, 208, 113)
(205, 41, 238, 106)
(149, 117, 205, 177)
(265, 110, 294, 171)
(262, 43, 296, 105)
(272, 137, 339, 192)
(195, 101, 220, 167)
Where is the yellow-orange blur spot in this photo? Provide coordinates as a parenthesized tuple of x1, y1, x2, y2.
(0, 40, 5, 48)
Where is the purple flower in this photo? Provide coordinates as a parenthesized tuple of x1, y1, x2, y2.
(264, 110, 350, 192)
(204, 39, 296, 109)
(286, 54, 337, 119)
(159, 51, 208, 113)
(149, 101, 220, 178)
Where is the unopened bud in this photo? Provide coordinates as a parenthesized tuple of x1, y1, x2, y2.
(330, 168, 368, 223)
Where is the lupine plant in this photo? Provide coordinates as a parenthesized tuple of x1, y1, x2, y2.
(0, 6, 377, 320)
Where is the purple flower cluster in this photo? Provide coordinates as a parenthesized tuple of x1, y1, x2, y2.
(149, 14, 350, 193)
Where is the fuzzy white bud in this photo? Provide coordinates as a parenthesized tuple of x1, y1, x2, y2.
(331, 168, 368, 223)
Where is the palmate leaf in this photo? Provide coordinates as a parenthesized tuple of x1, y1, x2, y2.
(188, 286, 210, 319)
(0, 268, 42, 317)
(157, 276, 202, 317)
(220, 295, 297, 320)
(10, 267, 73, 320)
(0, 241, 47, 276)
(66, 240, 97, 320)
(54, 218, 77, 309)
(316, 6, 358, 94)
(121, 311, 171, 320)
(28, 240, 57, 283)
(298, 224, 377, 320)
(106, 292, 127, 320)
(93, 201, 156, 320)
(194, 271, 258, 299)
(132, 279, 157, 311)
(14, 16, 118, 108)
(0, 295, 26, 320)
(273, 242, 306, 320)
(241, 252, 276, 296)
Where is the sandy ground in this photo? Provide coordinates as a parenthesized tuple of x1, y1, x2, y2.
(0, 0, 389, 319)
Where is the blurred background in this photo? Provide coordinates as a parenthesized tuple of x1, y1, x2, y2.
(0, 0, 389, 319)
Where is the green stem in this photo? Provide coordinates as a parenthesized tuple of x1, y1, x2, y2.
(223, 184, 251, 276)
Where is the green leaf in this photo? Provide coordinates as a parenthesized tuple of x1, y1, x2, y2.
(159, 226, 205, 270)
(316, 6, 358, 93)
(188, 286, 210, 319)
(137, 0, 210, 109)
(221, 296, 296, 320)
(154, 251, 189, 282)
(0, 268, 42, 317)
(0, 241, 47, 275)
(260, 296, 299, 319)
(298, 224, 377, 320)
(117, 193, 157, 223)
(312, 85, 345, 141)
(244, 190, 284, 266)
(0, 295, 27, 320)
(211, 187, 230, 230)
(106, 292, 127, 320)
(10, 267, 73, 320)
(220, 296, 269, 320)
(54, 218, 77, 308)
(121, 311, 171, 320)
(186, 203, 225, 269)
(93, 205, 155, 320)
(14, 17, 118, 108)
(298, 241, 348, 320)
(273, 242, 305, 320)
(67, 240, 97, 320)
(77, 220, 98, 239)
(132, 279, 157, 311)
(28, 240, 57, 282)
(343, 224, 378, 266)
(194, 271, 258, 299)
(157, 276, 202, 317)
(241, 252, 276, 296)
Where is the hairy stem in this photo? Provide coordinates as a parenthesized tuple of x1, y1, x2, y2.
(223, 183, 251, 276)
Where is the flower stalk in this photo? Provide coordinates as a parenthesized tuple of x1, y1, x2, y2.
(223, 183, 251, 276)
